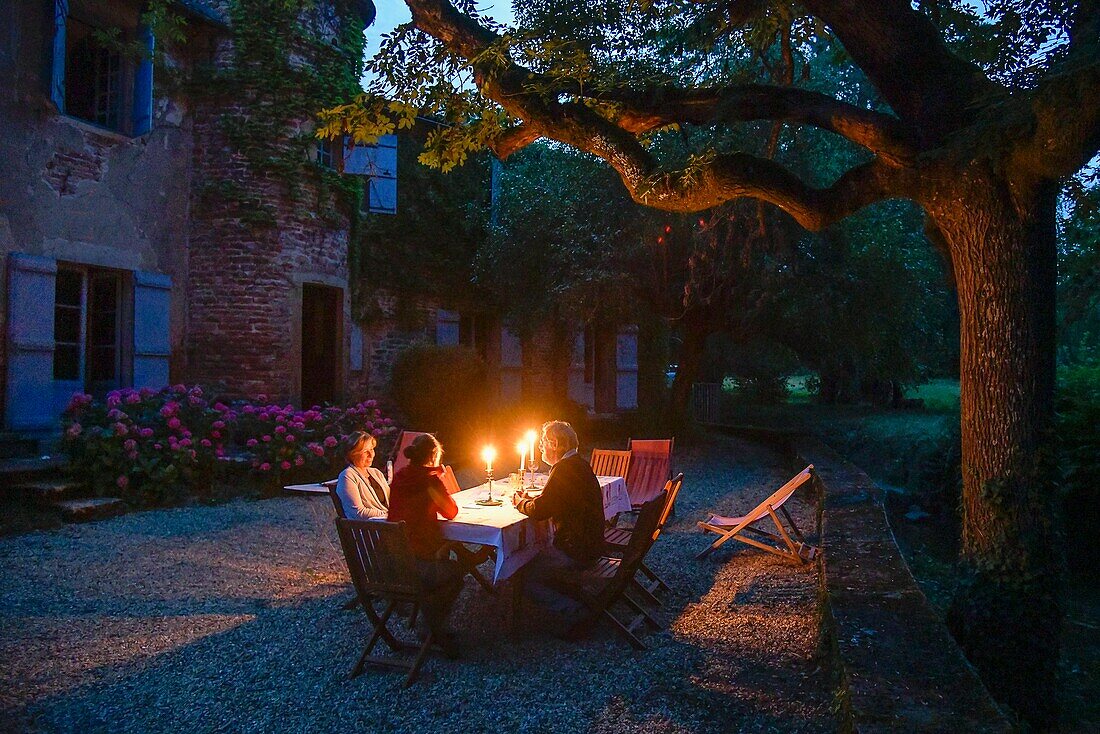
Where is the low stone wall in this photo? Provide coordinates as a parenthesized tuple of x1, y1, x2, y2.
(788, 436, 1012, 732)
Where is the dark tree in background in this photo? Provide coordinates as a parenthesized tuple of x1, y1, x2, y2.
(324, 0, 1100, 723)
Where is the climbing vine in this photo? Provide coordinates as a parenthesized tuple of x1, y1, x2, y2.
(188, 0, 368, 229)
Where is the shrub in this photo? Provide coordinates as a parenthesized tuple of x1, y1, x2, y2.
(61, 386, 397, 505)
(62, 385, 229, 505)
(390, 345, 490, 457)
(1056, 363, 1100, 573)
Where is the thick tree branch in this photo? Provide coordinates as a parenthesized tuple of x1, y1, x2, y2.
(1015, 4, 1100, 181)
(608, 85, 917, 165)
(800, 0, 1000, 140)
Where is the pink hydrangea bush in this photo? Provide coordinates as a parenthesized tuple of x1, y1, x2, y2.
(62, 385, 229, 505)
(232, 399, 394, 485)
(62, 386, 396, 504)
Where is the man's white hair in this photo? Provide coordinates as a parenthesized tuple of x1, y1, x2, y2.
(541, 420, 578, 453)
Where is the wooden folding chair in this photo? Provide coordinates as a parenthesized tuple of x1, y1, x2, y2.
(625, 438, 673, 506)
(590, 449, 632, 479)
(335, 519, 450, 687)
(391, 430, 432, 477)
(695, 465, 818, 564)
(604, 473, 684, 605)
(574, 491, 668, 649)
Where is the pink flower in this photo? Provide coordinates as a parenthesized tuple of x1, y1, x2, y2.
(188, 450, 196, 460)
(215, 446, 225, 457)
(182, 429, 192, 439)
(66, 423, 83, 439)
(160, 401, 179, 417)
(246, 438, 258, 447)
(154, 443, 163, 450)
(275, 425, 287, 434)
(294, 455, 305, 466)
(107, 409, 123, 420)
(140, 387, 155, 397)
(125, 392, 141, 404)
(114, 422, 128, 436)
(214, 402, 228, 413)
(139, 428, 154, 438)
(179, 438, 192, 448)
(261, 435, 272, 443)
(285, 434, 295, 443)
(167, 417, 181, 430)
(280, 460, 291, 470)
(366, 399, 378, 408)
(117, 475, 129, 489)
(123, 439, 137, 452)
(323, 436, 338, 448)
(189, 386, 203, 397)
(259, 462, 271, 471)
(212, 420, 226, 430)
(201, 438, 212, 447)
(172, 384, 186, 393)
(211, 430, 221, 440)
(106, 392, 122, 408)
(308, 443, 324, 457)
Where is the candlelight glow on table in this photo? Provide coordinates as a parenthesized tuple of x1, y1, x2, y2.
(524, 429, 538, 488)
(476, 445, 502, 506)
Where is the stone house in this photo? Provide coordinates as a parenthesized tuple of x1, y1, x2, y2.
(0, 0, 637, 438)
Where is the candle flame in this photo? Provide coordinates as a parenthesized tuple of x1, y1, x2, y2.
(481, 445, 496, 464)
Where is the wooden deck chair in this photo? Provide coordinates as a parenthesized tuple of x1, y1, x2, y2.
(625, 438, 674, 505)
(335, 519, 452, 687)
(695, 465, 818, 564)
(575, 492, 668, 649)
(590, 449, 632, 479)
(391, 430, 432, 476)
(605, 473, 684, 605)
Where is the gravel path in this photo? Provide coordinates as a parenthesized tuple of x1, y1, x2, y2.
(0, 435, 834, 733)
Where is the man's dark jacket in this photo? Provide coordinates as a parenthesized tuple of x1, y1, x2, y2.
(515, 453, 604, 564)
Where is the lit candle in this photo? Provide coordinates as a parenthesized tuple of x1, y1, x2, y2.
(526, 429, 537, 466)
(516, 441, 527, 473)
(481, 445, 496, 474)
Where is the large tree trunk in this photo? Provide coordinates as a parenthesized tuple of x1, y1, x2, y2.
(934, 172, 1061, 729)
(669, 316, 710, 426)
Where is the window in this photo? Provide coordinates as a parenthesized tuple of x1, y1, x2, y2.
(65, 17, 123, 130)
(52, 266, 124, 395)
(315, 138, 340, 169)
(51, 1, 154, 136)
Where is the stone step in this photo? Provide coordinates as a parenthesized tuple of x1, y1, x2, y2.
(54, 497, 126, 523)
(0, 455, 69, 488)
(15, 478, 85, 504)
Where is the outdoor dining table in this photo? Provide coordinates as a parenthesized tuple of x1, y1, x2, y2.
(442, 475, 631, 584)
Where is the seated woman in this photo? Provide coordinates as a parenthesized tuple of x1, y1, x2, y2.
(387, 433, 463, 654)
(334, 431, 390, 520)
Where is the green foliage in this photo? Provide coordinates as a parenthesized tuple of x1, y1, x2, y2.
(1056, 363, 1100, 556)
(390, 345, 490, 458)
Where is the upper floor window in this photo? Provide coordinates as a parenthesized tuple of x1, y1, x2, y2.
(51, 0, 154, 136)
(65, 17, 124, 130)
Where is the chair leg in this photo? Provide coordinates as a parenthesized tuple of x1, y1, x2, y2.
(623, 589, 664, 630)
(602, 608, 647, 650)
(767, 507, 804, 564)
(403, 630, 434, 687)
(341, 595, 361, 611)
(630, 576, 661, 608)
(638, 562, 670, 595)
(361, 599, 403, 653)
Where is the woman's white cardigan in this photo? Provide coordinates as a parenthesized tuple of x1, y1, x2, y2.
(334, 465, 391, 519)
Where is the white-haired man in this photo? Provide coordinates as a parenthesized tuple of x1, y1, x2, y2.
(512, 420, 604, 632)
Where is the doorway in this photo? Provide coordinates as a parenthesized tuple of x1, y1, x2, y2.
(53, 265, 125, 398)
(301, 284, 342, 408)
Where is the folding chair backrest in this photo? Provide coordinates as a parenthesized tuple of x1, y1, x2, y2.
(441, 465, 461, 495)
(625, 438, 673, 505)
(656, 472, 685, 531)
(591, 449, 632, 478)
(743, 465, 814, 525)
(335, 519, 421, 600)
(620, 491, 667, 570)
(392, 430, 432, 475)
(327, 483, 347, 518)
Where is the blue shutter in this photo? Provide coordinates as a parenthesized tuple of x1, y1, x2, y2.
(616, 326, 638, 410)
(436, 309, 460, 346)
(51, 0, 68, 111)
(6, 255, 57, 430)
(344, 134, 397, 214)
(132, 23, 154, 136)
(133, 271, 171, 389)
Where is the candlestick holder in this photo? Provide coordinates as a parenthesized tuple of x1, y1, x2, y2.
(525, 460, 539, 490)
(476, 468, 502, 506)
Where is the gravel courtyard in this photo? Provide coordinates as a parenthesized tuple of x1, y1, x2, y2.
(0, 435, 834, 734)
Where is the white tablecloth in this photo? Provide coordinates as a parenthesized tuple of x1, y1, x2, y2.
(441, 475, 630, 583)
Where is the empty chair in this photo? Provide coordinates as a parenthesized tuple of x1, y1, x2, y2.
(590, 448, 632, 479)
(605, 473, 684, 605)
(695, 465, 818, 564)
(334, 518, 458, 687)
(625, 438, 673, 505)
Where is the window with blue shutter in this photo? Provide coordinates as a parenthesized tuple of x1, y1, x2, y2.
(343, 134, 397, 214)
(6, 255, 59, 430)
(50, 1, 155, 136)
